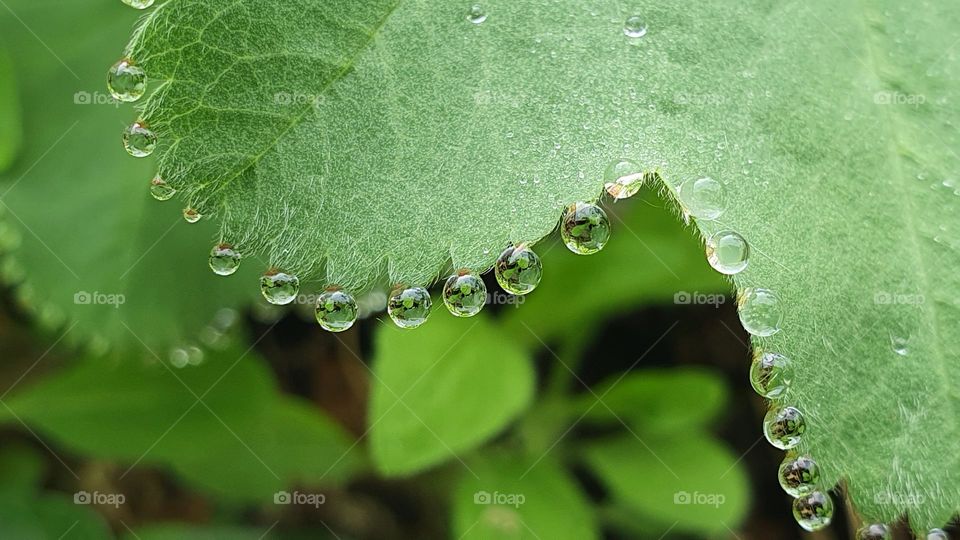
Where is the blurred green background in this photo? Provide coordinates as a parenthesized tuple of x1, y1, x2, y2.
(0, 1, 898, 539)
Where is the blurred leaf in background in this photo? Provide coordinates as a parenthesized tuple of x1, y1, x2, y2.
(0, 47, 20, 173)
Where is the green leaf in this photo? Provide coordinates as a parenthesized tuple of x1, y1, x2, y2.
(0, 0, 256, 353)
(0, 443, 45, 493)
(1, 344, 359, 502)
(0, 47, 21, 172)
(369, 313, 534, 476)
(583, 434, 750, 536)
(576, 368, 729, 435)
(452, 453, 598, 540)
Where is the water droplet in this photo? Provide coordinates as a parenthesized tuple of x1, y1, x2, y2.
(706, 230, 750, 274)
(183, 207, 202, 223)
(388, 286, 432, 329)
(792, 491, 833, 532)
(623, 15, 648, 38)
(495, 244, 542, 295)
(738, 288, 783, 336)
(560, 202, 611, 255)
(890, 333, 910, 356)
(927, 529, 949, 540)
(150, 177, 176, 201)
(260, 270, 300, 305)
(122, 121, 157, 158)
(778, 455, 821, 497)
(467, 4, 487, 24)
(122, 0, 155, 8)
(315, 287, 358, 332)
(169, 347, 190, 368)
(603, 159, 646, 199)
(857, 524, 891, 540)
(209, 244, 241, 276)
(679, 177, 726, 220)
(107, 59, 146, 102)
(749, 352, 793, 398)
(763, 405, 806, 449)
(443, 271, 487, 317)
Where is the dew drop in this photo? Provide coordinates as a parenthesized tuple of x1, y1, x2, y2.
(778, 455, 821, 497)
(495, 244, 542, 295)
(856, 524, 891, 540)
(706, 230, 750, 274)
(738, 288, 783, 337)
(443, 271, 487, 317)
(927, 529, 949, 540)
(208, 244, 241, 276)
(183, 207, 202, 224)
(121, 0, 155, 8)
(315, 287, 358, 332)
(122, 121, 157, 158)
(890, 333, 910, 356)
(150, 177, 176, 201)
(763, 405, 806, 449)
(260, 270, 300, 305)
(107, 59, 146, 102)
(792, 491, 833, 532)
(749, 351, 793, 398)
(560, 202, 611, 255)
(679, 176, 726, 220)
(623, 15, 648, 38)
(603, 159, 646, 199)
(388, 286, 432, 329)
(467, 4, 487, 24)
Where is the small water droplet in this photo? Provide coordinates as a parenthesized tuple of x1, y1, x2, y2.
(778, 455, 820, 497)
(315, 287, 358, 332)
(706, 230, 750, 274)
(749, 351, 792, 398)
(927, 529, 949, 540)
(856, 524, 891, 540)
(388, 286, 432, 328)
(467, 4, 487, 24)
(738, 288, 783, 336)
(169, 347, 190, 368)
(107, 59, 146, 102)
(443, 270, 487, 317)
(495, 244, 542, 295)
(183, 207, 202, 223)
(793, 491, 833, 532)
(122, 0, 155, 8)
(890, 333, 910, 356)
(260, 270, 300, 305)
(209, 243, 241, 276)
(603, 159, 646, 199)
(560, 202, 611, 255)
(150, 177, 176, 201)
(678, 177, 726, 220)
(122, 121, 157, 158)
(763, 405, 806, 449)
(623, 15, 648, 38)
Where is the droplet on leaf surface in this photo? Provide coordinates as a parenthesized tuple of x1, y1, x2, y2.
(792, 491, 834, 532)
(679, 176, 726, 220)
(149, 177, 176, 201)
(738, 288, 783, 336)
(560, 202, 611, 255)
(315, 288, 358, 333)
(388, 286, 432, 329)
(856, 524, 891, 540)
(183, 207, 202, 224)
(121, 0, 155, 8)
(623, 15, 648, 38)
(927, 529, 949, 540)
(209, 244, 241, 276)
(443, 271, 487, 317)
(467, 4, 487, 24)
(603, 159, 645, 199)
(495, 244, 542, 295)
(107, 59, 146, 102)
(749, 351, 792, 398)
(122, 121, 156, 158)
(763, 405, 806, 449)
(260, 270, 300, 305)
(706, 230, 750, 274)
(778, 455, 821, 497)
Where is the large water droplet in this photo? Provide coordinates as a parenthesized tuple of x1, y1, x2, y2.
(260, 270, 300, 305)
(443, 271, 487, 317)
(467, 4, 487, 24)
(763, 405, 806, 449)
(315, 287, 358, 332)
(122, 0, 155, 7)
(388, 286, 432, 328)
(150, 177, 176, 201)
(604, 159, 645, 199)
(749, 351, 793, 398)
(623, 15, 648, 38)
(793, 491, 833, 532)
(107, 59, 146, 102)
(679, 177, 726, 220)
(857, 524, 891, 540)
(738, 288, 783, 336)
(122, 121, 156, 158)
(927, 529, 949, 540)
(561, 202, 611, 255)
(495, 244, 542, 295)
(209, 244, 241, 276)
(778, 455, 821, 497)
(706, 230, 750, 274)
(183, 207, 202, 224)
